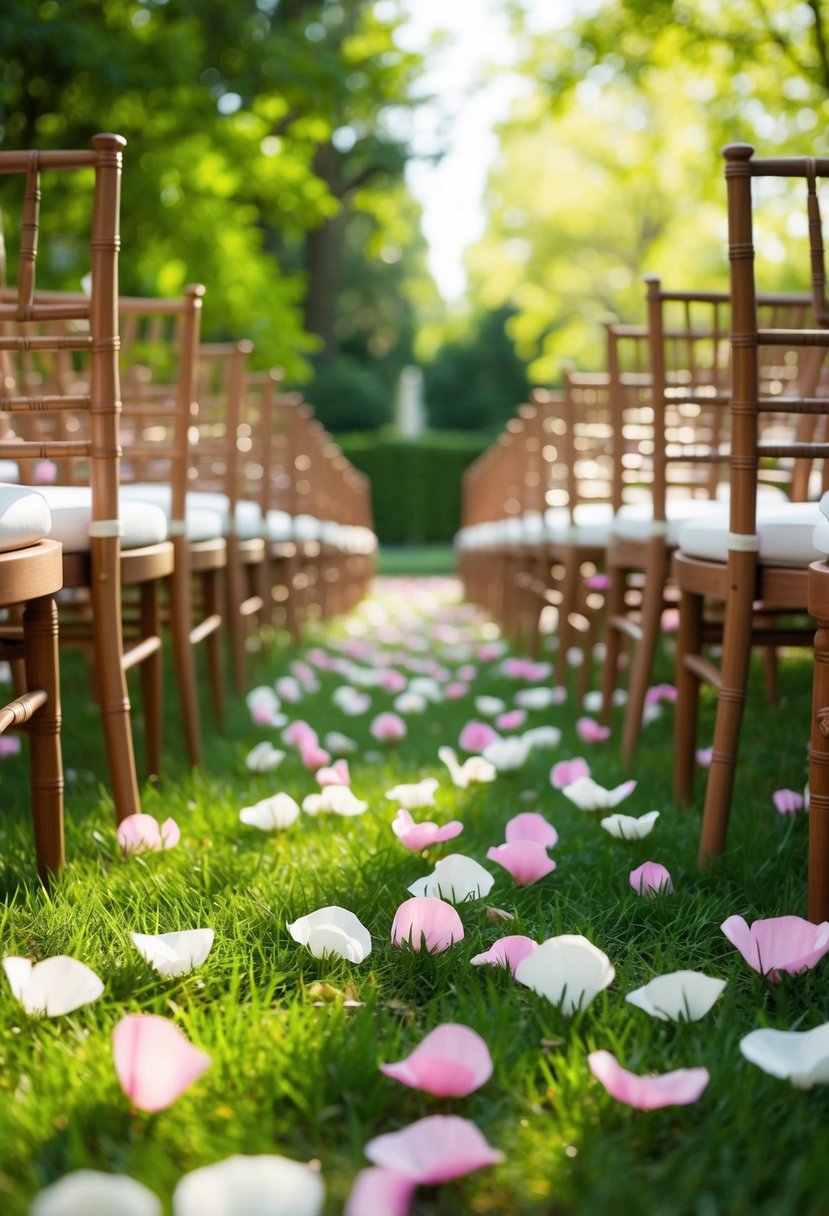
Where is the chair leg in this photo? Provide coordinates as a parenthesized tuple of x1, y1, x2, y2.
(674, 584, 704, 805)
(621, 537, 670, 764)
(808, 567, 829, 923)
(139, 581, 163, 780)
(23, 593, 64, 882)
(203, 568, 225, 726)
(168, 539, 202, 768)
(553, 551, 580, 687)
(698, 550, 757, 862)
(225, 535, 246, 699)
(90, 538, 142, 822)
(599, 565, 627, 726)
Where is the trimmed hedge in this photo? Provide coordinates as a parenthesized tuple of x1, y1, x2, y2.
(337, 430, 489, 545)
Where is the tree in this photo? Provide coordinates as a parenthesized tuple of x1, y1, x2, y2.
(423, 305, 530, 432)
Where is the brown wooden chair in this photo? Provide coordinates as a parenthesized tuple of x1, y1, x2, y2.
(0, 488, 63, 882)
(672, 145, 829, 892)
(0, 134, 174, 823)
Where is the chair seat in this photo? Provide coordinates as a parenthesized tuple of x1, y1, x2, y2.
(544, 502, 615, 546)
(677, 500, 824, 567)
(0, 484, 51, 553)
(613, 498, 729, 545)
(119, 483, 262, 539)
(36, 485, 168, 553)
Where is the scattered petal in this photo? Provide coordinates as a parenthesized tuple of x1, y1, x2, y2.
(626, 970, 726, 1021)
(773, 788, 805, 815)
(112, 1014, 210, 1112)
(173, 1154, 324, 1216)
(392, 809, 463, 852)
(496, 709, 527, 731)
(437, 746, 496, 788)
(323, 731, 358, 755)
(391, 897, 464, 953)
(316, 759, 351, 787)
(739, 1022, 829, 1088)
(371, 712, 407, 742)
(288, 907, 371, 963)
(514, 934, 615, 1015)
(505, 812, 558, 848)
(344, 1168, 415, 1216)
(130, 930, 214, 979)
(117, 814, 180, 855)
(561, 776, 635, 811)
(408, 854, 494, 903)
(482, 735, 532, 772)
(380, 1023, 493, 1096)
(629, 861, 673, 896)
(245, 742, 285, 773)
(2, 956, 103, 1017)
(576, 717, 611, 743)
(588, 1050, 709, 1110)
(487, 842, 556, 886)
(458, 721, 500, 753)
(696, 746, 713, 768)
(474, 695, 506, 717)
(471, 935, 537, 975)
(31, 1171, 161, 1216)
(385, 778, 439, 810)
(720, 915, 829, 980)
(302, 787, 368, 817)
(522, 725, 562, 750)
(551, 757, 590, 789)
(365, 1115, 504, 1184)
(240, 793, 301, 831)
(601, 810, 660, 840)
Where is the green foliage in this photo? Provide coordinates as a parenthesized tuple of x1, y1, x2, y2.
(305, 357, 394, 433)
(338, 431, 488, 543)
(423, 306, 531, 430)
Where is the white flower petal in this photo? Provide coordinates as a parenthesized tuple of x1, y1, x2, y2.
(739, 1022, 829, 1089)
(626, 970, 726, 1022)
(301, 787, 368, 817)
(240, 793, 301, 831)
(32, 1170, 161, 1216)
(130, 930, 215, 979)
(522, 726, 562, 750)
(288, 906, 372, 963)
(3, 955, 104, 1017)
(407, 853, 494, 903)
(561, 776, 637, 811)
(482, 736, 531, 771)
(385, 778, 439, 810)
(600, 810, 660, 840)
(173, 1154, 324, 1216)
(475, 696, 506, 717)
(514, 934, 615, 1016)
(323, 731, 358, 755)
(245, 742, 286, 773)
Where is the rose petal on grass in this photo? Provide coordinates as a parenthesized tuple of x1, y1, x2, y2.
(407, 854, 494, 903)
(437, 746, 496, 788)
(117, 814, 180, 855)
(112, 1014, 210, 1112)
(380, 1023, 493, 1097)
(588, 1050, 709, 1110)
(244, 742, 285, 773)
(720, 914, 829, 980)
(32, 1171, 161, 1216)
(470, 935, 537, 975)
(561, 776, 636, 812)
(316, 760, 351, 787)
(514, 934, 615, 1015)
(486, 842, 556, 886)
(344, 1168, 415, 1216)
(458, 721, 500, 753)
(371, 712, 407, 742)
(2, 956, 103, 1017)
(739, 1022, 829, 1088)
(576, 717, 611, 743)
(391, 897, 464, 953)
(302, 787, 368, 817)
(601, 810, 660, 840)
(773, 788, 805, 815)
(626, 970, 726, 1021)
(364, 1115, 504, 1184)
(173, 1154, 324, 1216)
(288, 907, 371, 963)
(551, 757, 590, 789)
(385, 778, 439, 810)
(130, 930, 214, 979)
(240, 793, 301, 831)
(505, 812, 558, 848)
(392, 809, 463, 852)
(629, 861, 673, 897)
(482, 736, 531, 772)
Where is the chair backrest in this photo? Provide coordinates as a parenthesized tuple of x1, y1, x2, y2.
(191, 339, 253, 517)
(0, 136, 124, 529)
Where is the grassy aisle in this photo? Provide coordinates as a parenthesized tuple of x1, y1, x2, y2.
(0, 577, 826, 1215)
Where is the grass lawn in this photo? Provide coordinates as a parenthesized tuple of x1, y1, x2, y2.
(0, 576, 826, 1214)
(376, 545, 457, 576)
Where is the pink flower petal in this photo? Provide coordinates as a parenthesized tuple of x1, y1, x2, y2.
(458, 721, 500, 753)
(282, 719, 318, 748)
(379, 1024, 493, 1097)
(365, 1115, 504, 1184)
(117, 814, 179, 856)
(345, 1168, 415, 1216)
(576, 717, 611, 743)
(486, 842, 557, 886)
(444, 682, 469, 701)
(588, 1050, 709, 1110)
(112, 1014, 210, 1112)
(392, 809, 464, 852)
(550, 757, 590, 789)
(391, 897, 464, 953)
(644, 683, 677, 707)
(696, 746, 713, 768)
(380, 669, 408, 693)
(630, 861, 674, 898)
(299, 743, 332, 771)
(772, 788, 805, 815)
(495, 709, 527, 731)
(505, 812, 558, 848)
(584, 572, 610, 591)
(316, 759, 351, 787)
(470, 935, 537, 975)
(0, 736, 22, 757)
(371, 712, 407, 742)
(721, 915, 829, 980)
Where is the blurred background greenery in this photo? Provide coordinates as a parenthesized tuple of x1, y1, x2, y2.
(3, 0, 828, 539)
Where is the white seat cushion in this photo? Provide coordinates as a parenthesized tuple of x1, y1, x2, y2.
(293, 514, 321, 542)
(544, 502, 615, 546)
(813, 515, 829, 556)
(119, 483, 262, 539)
(0, 460, 20, 484)
(612, 499, 729, 545)
(677, 500, 824, 567)
(36, 486, 168, 553)
(0, 483, 51, 553)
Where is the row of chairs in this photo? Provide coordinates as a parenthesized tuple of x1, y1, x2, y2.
(458, 144, 829, 924)
(0, 134, 376, 881)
